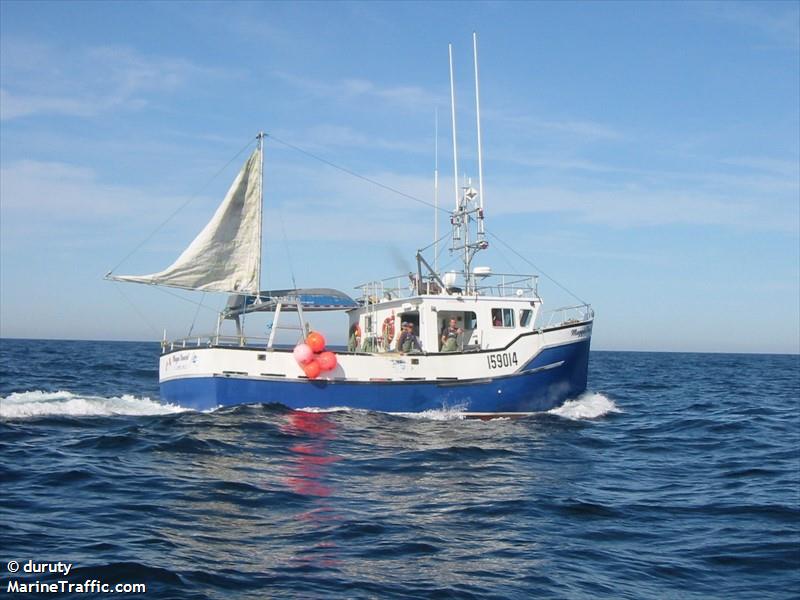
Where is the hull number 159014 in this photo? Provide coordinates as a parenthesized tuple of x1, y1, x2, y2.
(487, 352, 518, 369)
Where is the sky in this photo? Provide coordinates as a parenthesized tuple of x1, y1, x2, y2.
(1, 1, 798, 354)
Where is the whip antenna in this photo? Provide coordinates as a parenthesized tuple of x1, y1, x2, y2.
(448, 43, 460, 212)
(473, 31, 485, 235)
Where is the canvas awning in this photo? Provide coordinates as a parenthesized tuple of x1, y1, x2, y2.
(223, 288, 358, 318)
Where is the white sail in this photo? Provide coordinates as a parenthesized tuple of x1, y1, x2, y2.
(113, 147, 262, 294)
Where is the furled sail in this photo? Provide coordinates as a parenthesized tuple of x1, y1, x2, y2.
(111, 148, 262, 294)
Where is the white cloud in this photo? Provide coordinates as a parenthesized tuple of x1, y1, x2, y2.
(3, 147, 795, 281)
(273, 71, 445, 112)
(259, 153, 799, 237)
(485, 110, 625, 142)
(270, 123, 428, 155)
(486, 181, 798, 232)
(0, 39, 225, 121)
(491, 153, 623, 174)
(1, 160, 134, 217)
(0, 88, 98, 120)
(706, 2, 800, 49)
(0, 159, 205, 250)
(719, 156, 800, 178)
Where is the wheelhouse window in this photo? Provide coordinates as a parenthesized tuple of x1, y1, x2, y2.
(464, 311, 477, 329)
(491, 308, 515, 328)
(520, 309, 533, 328)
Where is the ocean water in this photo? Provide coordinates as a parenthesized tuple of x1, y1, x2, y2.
(1, 339, 798, 599)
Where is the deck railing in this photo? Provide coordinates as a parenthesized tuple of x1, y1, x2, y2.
(161, 334, 272, 353)
(355, 272, 539, 303)
(473, 274, 539, 298)
(538, 304, 594, 330)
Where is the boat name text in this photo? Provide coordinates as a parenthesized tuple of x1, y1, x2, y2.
(165, 352, 197, 371)
(487, 352, 519, 370)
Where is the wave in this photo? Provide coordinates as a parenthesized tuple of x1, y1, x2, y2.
(548, 392, 620, 420)
(393, 401, 470, 421)
(295, 406, 360, 414)
(294, 404, 471, 422)
(396, 394, 619, 422)
(0, 390, 187, 419)
(0, 390, 618, 421)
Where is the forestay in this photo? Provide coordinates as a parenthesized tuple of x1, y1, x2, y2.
(111, 148, 262, 294)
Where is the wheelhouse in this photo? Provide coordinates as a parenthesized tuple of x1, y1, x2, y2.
(349, 271, 543, 354)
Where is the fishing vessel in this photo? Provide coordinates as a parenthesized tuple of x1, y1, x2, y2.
(107, 36, 594, 417)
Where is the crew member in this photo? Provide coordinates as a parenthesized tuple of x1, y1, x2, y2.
(441, 318, 462, 352)
(397, 322, 422, 354)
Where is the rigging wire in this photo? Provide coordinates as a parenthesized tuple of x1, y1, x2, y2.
(438, 253, 461, 273)
(485, 232, 522, 274)
(108, 136, 258, 274)
(485, 229, 588, 306)
(263, 133, 586, 305)
(264, 133, 451, 215)
(108, 130, 588, 314)
(417, 229, 452, 254)
(278, 208, 298, 290)
(109, 282, 161, 339)
(154, 285, 220, 314)
(434, 231, 451, 266)
(265, 133, 481, 288)
(187, 292, 206, 337)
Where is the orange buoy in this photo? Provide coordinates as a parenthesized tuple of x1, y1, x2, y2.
(318, 351, 337, 372)
(303, 359, 321, 379)
(306, 331, 326, 353)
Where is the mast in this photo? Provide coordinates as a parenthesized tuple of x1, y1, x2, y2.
(256, 131, 264, 296)
(448, 44, 459, 213)
(434, 109, 439, 275)
(473, 32, 485, 235)
(444, 37, 489, 295)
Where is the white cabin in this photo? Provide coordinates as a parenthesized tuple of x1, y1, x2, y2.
(349, 272, 541, 354)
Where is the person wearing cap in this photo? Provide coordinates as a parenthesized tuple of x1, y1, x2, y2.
(397, 322, 422, 354)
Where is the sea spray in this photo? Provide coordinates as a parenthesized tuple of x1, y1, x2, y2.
(548, 392, 620, 420)
(0, 390, 186, 419)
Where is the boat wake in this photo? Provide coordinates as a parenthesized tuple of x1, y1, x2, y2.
(295, 406, 361, 414)
(548, 392, 620, 420)
(393, 394, 619, 422)
(0, 390, 187, 419)
(1, 390, 618, 421)
(394, 402, 470, 421)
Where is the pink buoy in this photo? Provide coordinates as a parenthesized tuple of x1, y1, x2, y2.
(317, 351, 337, 372)
(293, 343, 314, 365)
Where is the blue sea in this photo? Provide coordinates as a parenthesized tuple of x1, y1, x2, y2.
(1, 338, 798, 599)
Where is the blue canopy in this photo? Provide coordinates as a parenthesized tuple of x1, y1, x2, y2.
(224, 288, 358, 317)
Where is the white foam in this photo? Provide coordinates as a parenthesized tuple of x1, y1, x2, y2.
(0, 390, 187, 419)
(393, 402, 469, 421)
(548, 392, 620, 420)
(295, 406, 358, 414)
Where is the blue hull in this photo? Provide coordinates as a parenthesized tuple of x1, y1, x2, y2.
(161, 339, 590, 414)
